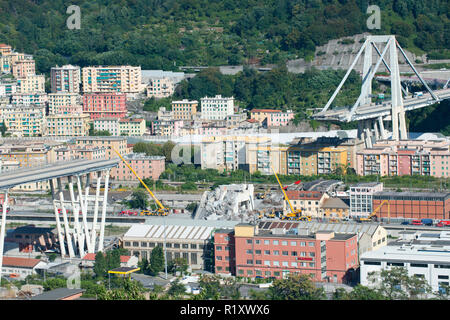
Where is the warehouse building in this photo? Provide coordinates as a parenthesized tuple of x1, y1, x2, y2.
(360, 231, 450, 293)
(372, 191, 450, 221)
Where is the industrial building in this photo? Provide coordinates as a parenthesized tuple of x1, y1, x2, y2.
(372, 191, 450, 221)
(349, 182, 383, 218)
(214, 223, 359, 284)
(360, 231, 450, 293)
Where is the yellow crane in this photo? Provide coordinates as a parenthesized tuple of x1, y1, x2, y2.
(271, 166, 304, 221)
(357, 200, 389, 223)
(110, 147, 169, 216)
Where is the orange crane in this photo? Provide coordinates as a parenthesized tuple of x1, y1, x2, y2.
(357, 200, 389, 223)
(111, 147, 169, 216)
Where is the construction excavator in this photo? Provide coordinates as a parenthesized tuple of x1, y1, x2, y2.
(111, 147, 170, 216)
(356, 200, 389, 223)
(271, 166, 307, 221)
(256, 188, 270, 200)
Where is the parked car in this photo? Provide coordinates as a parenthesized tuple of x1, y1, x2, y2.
(436, 220, 450, 227)
(401, 221, 410, 225)
(411, 219, 423, 226)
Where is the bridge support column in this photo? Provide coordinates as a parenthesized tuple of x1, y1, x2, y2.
(77, 175, 93, 253)
(50, 179, 66, 258)
(378, 116, 387, 140)
(390, 36, 406, 141)
(373, 119, 380, 140)
(0, 190, 8, 284)
(90, 173, 102, 251)
(98, 169, 110, 252)
(68, 176, 84, 258)
(57, 178, 75, 258)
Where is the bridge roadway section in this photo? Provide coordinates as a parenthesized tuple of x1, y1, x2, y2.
(0, 158, 120, 190)
(313, 88, 450, 122)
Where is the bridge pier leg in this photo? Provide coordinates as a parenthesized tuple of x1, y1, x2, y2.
(373, 119, 380, 140)
(90, 173, 102, 251)
(399, 111, 408, 140)
(50, 179, 66, 258)
(378, 116, 387, 140)
(0, 190, 8, 284)
(68, 176, 84, 258)
(98, 169, 110, 252)
(77, 175, 93, 253)
(57, 178, 75, 258)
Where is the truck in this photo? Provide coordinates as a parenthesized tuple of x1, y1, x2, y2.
(436, 220, 450, 227)
(421, 218, 433, 226)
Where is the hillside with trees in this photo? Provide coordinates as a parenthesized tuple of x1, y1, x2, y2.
(0, 0, 448, 74)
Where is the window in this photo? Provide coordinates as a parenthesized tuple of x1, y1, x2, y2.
(274, 271, 280, 277)
(282, 241, 288, 246)
(255, 270, 262, 276)
(216, 246, 222, 251)
(264, 240, 270, 245)
(309, 252, 315, 257)
(291, 262, 298, 267)
(182, 244, 189, 249)
(387, 262, 404, 267)
(191, 253, 197, 264)
(364, 261, 381, 265)
(255, 240, 260, 245)
(255, 250, 261, 255)
(291, 241, 297, 246)
(246, 249, 253, 254)
(282, 261, 289, 267)
(291, 251, 298, 256)
(256, 260, 262, 265)
(264, 261, 271, 266)
(300, 252, 306, 257)
(282, 251, 289, 256)
(133, 241, 139, 247)
(247, 260, 253, 265)
(141, 242, 147, 247)
(438, 275, 449, 280)
(224, 236, 230, 241)
(264, 250, 270, 255)
(273, 261, 280, 266)
(309, 263, 315, 267)
(273, 240, 279, 245)
(414, 274, 425, 278)
(216, 256, 222, 261)
(308, 242, 315, 247)
(238, 269, 244, 275)
(190, 244, 197, 249)
(247, 270, 253, 275)
(217, 266, 223, 271)
(273, 250, 280, 256)
(124, 241, 130, 247)
(246, 239, 253, 244)
(225, 246, 230, 251)
(410, 263, 427, 268)
(265, 271, 271, 276)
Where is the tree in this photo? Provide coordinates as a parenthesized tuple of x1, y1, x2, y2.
(97, 278, 146, 300)
(0, 123, 6, 136)
(94, 251, 108, 279)
(267, 274, 326, 300)
(129, 189, 149, 209)
(198, 275, 221, 300)
(168, 279, 186, 298)
(169, 258, 188, 276)
(333, 285, 386, 300)
(181, 182, 197, 191)
(43, 278, 67, 291)
(162, 141, 176, 162)
(149, 246, 165, 275)
(220, 278, 241, 300)
(368, 267, 431, 300)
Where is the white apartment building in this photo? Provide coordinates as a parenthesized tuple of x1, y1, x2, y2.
(0, 104, 46, 136)
(349, 182, 384, 218)
(200, 95, 234, 120)
(146, 77, 174, 98)
(0, 81, 17, 97)
(47, 93, 82, 114)
(51, 65, 81, 93)
(361, 231, 450, 293)
(11, 93, 47, 106)
(82, 66, 142, 93)
(16, 75, 45, 93)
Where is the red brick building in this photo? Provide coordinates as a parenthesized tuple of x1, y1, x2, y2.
(82, 93, 127, 119)
(373, 191, 450, 220)
(214, 223, 358, 284)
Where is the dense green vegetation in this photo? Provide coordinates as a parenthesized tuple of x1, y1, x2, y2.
(0, 0, 448, 74)
(408, 100, 450, 136)
(161, 163, 450, 190)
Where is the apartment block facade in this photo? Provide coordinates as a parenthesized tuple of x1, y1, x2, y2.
(349, 182, 384, 218)
(46, 113, 90, 136)
(48, 93, 82, 114)
(74, 137, 128, 159)
(82, 66, 141, 93)
(287, 146, 348, 176)
(151, 119, 184, 136)
(11, 93, 47, 106)
(172, 99, 198, 120)
(82, 93, 127, 119)
(356, 140, 450, 177)
(247, 145, 288, 175)
(146, 77, 174, 98)
(215, 224, 358, 283)
(200, 95, 234, 120)
(250, 109, 294, 127)
(16, 75, 45, 93)
(283, 191, 329, 218)
(0, 104, 46, 137)
(50, 65, 81, 93)
(12, 59, 35, 78)
(111, 153, 165, 181)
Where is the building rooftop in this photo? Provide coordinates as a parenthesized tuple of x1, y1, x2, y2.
(373, 191, 450, 199)
(2, 256, 41, 269)
(350, 182, 383, 188)
(285, 190, 324, 200)
(124, 153, 165, 161)
(31, 288, 85, 300)
(10, 225, 55, 235)
(321, 197, 349, 209)
(124, 223, 215, 241)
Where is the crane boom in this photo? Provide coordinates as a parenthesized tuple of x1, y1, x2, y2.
(111, 147, 165, 210)
(271, 166, 296, 215)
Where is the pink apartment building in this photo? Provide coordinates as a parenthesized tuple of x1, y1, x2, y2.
(111, 154, 165, 181)
(250, 109, 294, 127)
(356, 140, 450, 177)
(82, 93, 127, 119)
(12, 59, 35, 78)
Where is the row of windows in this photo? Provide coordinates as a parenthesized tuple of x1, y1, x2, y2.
(244, 249, 315, 257)
(364, 261, 450, 269)
(236, 269, 316, 277)
(124, 241, 203, 250)
(241, 260, 316, 268)
(245, 239, 315, 247)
